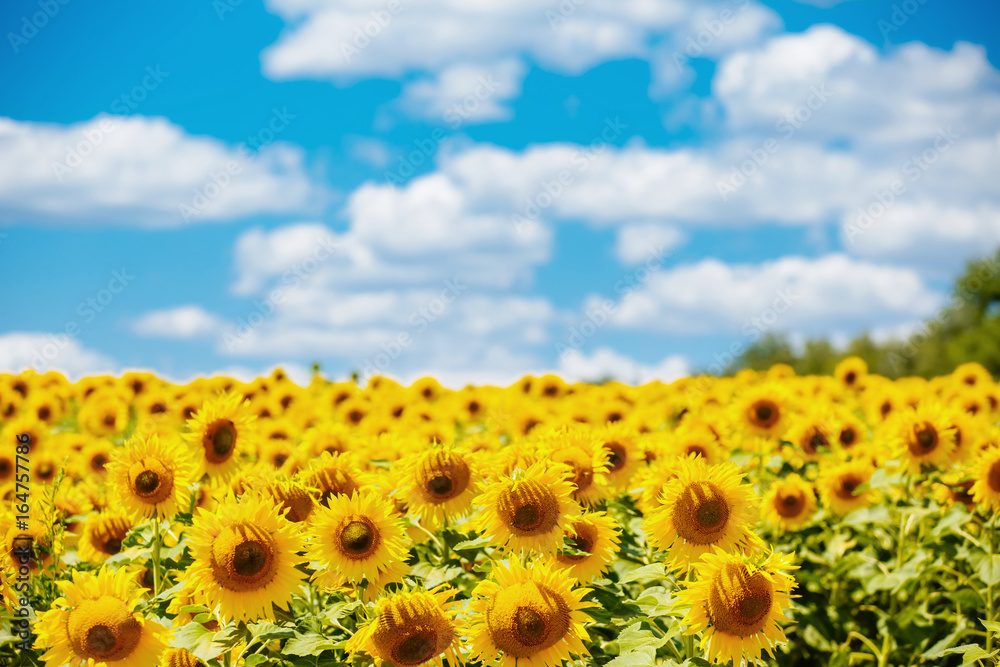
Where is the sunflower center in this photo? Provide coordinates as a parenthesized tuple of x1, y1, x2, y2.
(672, 481, 731, 545)
(135, 470, 159, 495)
(988, 460, 1000, 493)
(604, 443, 627, 472)
(0, 459, 10, 476)
(559, 526, 595, 563)
(68, 597, 143, 662)
(393, 630, 438, 665)
(912, 425, 938, 453)
(707, 564, 773, 637)
(750, 400, 780, 429)
(498, 481, 560, 537)
(91, 454, 108, 471)
(208, 421, 237, 461)
(836, 476, 861, 500)
(103, 538, 123, 555)
(428, 475, 453, 497)
(127, 458, 174, 505)
(487, 582, 571, 658)
(839, 428, 856, 446)
(340, 519, 379, 558)
(776, 492, 804, 518)
(804, 431, 828, 455)
(845, 371, 857, 385)
(210, 523, 278, 591)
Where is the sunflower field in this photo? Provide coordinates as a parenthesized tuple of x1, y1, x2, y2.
(0, 359, 998, 667)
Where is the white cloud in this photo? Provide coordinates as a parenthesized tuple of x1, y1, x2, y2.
(715, 25, 1000, 146)
(0, 332, 116, 379)
(346, 136, 393, 167)
(601, 254, 943, 335)
(399, 59, 526, 125)
(616, 223, 686, 264)
(0, 114, 326, 226)
(260, 0, 780, 114)
(131, 306, 225, 339)
(558, 347, 690, 384)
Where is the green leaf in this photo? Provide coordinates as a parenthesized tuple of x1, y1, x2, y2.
(243, 655, 268, 667)
(283, 633, 339, 657)
(635, 587, 674, 618)
(976, 554, 1000, 586)
(619, 563, 665, 584)
(248, 621, 296, 641)
(981, 619, 1000, 634)
(172, 623, 229, 662)
(453, 535, 493, 551)
(179, 604, 210, 615)
(616, 622, 667, 654)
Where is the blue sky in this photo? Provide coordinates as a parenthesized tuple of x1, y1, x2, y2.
(1, 0, 998, 386)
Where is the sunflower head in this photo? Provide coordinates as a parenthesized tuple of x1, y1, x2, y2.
(185, 392, 257, 480)
(735, 384, 792, 438)
(348, 587, 464, 667)
(552, 511, 622, 582)
(469, 559, 595, 667)
(400, 445, 480, 529)
(761, 474, 816, 531)
(472, 462, 581, 555)
(887, 404, 957, 475)
(35, 566, 171, 667)
(970, 447, 1000, 512)
(677, 550, 797, 667)
(108, 433, 196, 521)
(817, 459, 879, 515)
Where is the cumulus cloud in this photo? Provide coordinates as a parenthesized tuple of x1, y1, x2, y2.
(0, 332, 116, 379)
(558, 347, 690, 384)
(398, 59, 526, 125)
(131, 306, 225, 339)
(599, 254, 944, 335)
(616, 223, 686, 264)
(260, 0, 780, 115)
(715, 25, 1000, 146)
(0, 114, 325, 226)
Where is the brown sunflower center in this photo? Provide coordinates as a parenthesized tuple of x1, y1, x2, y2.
(839, 428, 856, 446)
(67, 597, 143, 662)
(210, 523, 278, 591)
(497, 481, 560, 537)
(340, 518, 379, 558)
(776, 491, 804, 518)
(393, 630, 438, 665)
(127, 458, 174, 505)
(558, 525, 595, 564)
(989, 460, 1000, 493)
(604, 442, 627, 472)
(487, 582, 571, 658)
(750, 400, 780, 429)
(803, 431, 827, 455)
(911, 425, 938, 454)
(205, 420, 237, 463)
(419, 452, 471, 504)
(707, 564, 773, 637)
(672, 481, 731, 545)
(0, 459, 10, 476)
(91, 454, 108, 471)
(836, 476, 861, 500)
(845, 371, 857, 385)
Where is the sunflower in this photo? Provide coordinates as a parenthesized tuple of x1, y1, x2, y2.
(593, 421, 644, 494)
(78, 513, 133, 563)
(185, 392, 257, 480)
(887, 404, 957, 475)
(833, 409, 868, 451)
(107, 433, 196, 521)
(817, 459, 879, 515)
(471, 461, 581, 554)
(469, 559, 595, 667)
(834, 356, 867, 390)
(760, 474, 816, 531)
(399, 445, 481, 530)
(307, 491, 411, 591)
(300, 451, 372, 506)
(734, 384, 791, 438)
(535, 425, 610, 506)
(666, 425, 728, 467)
(783, 411, 834, 459)
(645, 457, 762, 570)
(677, 549, 797, 667)
(186, 492, 306, 623)
(34, 566, 171, 667)
(551, 511, 622, 583)
(630, 456, 680, 516)
(970, 447, 1000, 512)
(347, 587, 464, 667)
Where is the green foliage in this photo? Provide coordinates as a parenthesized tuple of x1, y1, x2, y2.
(726, 248, 1000, 378)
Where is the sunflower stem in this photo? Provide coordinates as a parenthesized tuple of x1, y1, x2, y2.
(987, 512, 996, 654)
(151, 518, 162, 598)
(682, 632, 697, 660)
